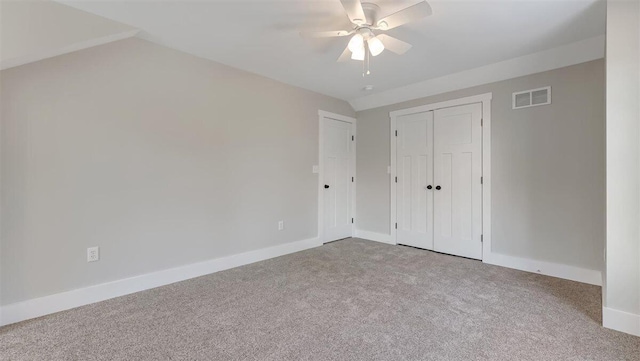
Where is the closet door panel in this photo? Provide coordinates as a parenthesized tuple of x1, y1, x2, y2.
(433, 103, 483, 260)
(396, 111, 434, 250)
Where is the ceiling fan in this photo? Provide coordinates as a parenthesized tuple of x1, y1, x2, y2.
(301, 0, 432, 68)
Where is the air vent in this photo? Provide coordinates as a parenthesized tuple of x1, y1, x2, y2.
(512, 86, 551, 109)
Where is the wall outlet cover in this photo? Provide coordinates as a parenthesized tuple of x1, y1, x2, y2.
(87, 246, 100, 262)
(278, 221, 284, 231)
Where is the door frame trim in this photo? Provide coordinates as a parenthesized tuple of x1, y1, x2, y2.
(389, 93, 492, 259)
(318, 110, 357, 243)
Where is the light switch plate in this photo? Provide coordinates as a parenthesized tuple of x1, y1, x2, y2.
(312, 165, 319, 174)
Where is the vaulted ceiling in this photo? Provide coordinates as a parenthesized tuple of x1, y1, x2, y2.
(12, 0, 606, 108)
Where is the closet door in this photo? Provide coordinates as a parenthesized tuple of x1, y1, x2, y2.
(433, 103, 483, 259)
(396, 111, 434, 250)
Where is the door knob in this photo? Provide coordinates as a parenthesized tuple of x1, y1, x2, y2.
(435, 185, 441, 190)
(426, 185, 432, 190)
(324, 185, 330, 189)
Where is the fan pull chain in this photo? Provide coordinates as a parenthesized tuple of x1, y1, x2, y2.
(363, 42, 371, 77)
(367, 47, 371, 75)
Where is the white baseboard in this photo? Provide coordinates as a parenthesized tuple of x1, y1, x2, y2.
(483, 251, 602, 286)
(603, 307, 640, 336)
(353, 231, 602, 286)
(0, 237, 321, 327)
(354, 230, 395, 245)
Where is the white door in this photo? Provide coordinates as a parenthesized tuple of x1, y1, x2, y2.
(396, 111, 434, 250)
(433, 103, 483, 259)
(322, 118, 353, 242)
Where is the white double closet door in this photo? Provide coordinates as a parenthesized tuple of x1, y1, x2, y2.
(396, 103, 483, 259)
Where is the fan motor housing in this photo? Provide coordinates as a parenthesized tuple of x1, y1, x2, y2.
(360, 2, 381, 26)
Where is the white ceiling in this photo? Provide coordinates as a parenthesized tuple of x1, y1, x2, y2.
(58, 0, 605, 102)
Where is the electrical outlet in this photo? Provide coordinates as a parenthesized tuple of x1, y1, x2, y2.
(87, 247, 99, 262)
(278, 221, 284, 231)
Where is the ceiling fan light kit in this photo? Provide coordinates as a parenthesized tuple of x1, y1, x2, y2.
(301, 0, 432, 75)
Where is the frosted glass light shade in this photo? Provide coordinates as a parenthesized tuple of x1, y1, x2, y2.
(351, 47, 365, 61)
(368, 36, 385, 56)
(348, 34, 364, 53)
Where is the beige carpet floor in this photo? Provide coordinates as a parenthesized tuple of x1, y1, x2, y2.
(1, 238, 638, 360)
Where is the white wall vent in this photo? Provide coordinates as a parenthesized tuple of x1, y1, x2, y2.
(512, 86, 551, 109)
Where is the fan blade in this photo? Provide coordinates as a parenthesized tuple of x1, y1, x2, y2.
(300, 30, 352, 38)
(376, 1, 432, 30)
(340, 0, 367, 25)
(377, 34, 412, 54)
(337, 45, 352, 62)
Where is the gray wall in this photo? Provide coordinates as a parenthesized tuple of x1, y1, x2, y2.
(0, 38, 354, 305)
(356, 59, 605, 272)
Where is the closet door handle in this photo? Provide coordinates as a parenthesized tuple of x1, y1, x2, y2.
(425, 185, 432, 190)
(435, 185, 441, 190)
(324, 185, 330, 189)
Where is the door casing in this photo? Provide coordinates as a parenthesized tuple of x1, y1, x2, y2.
(318, 110, 356, 243)
(389, 93, 492, 259)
